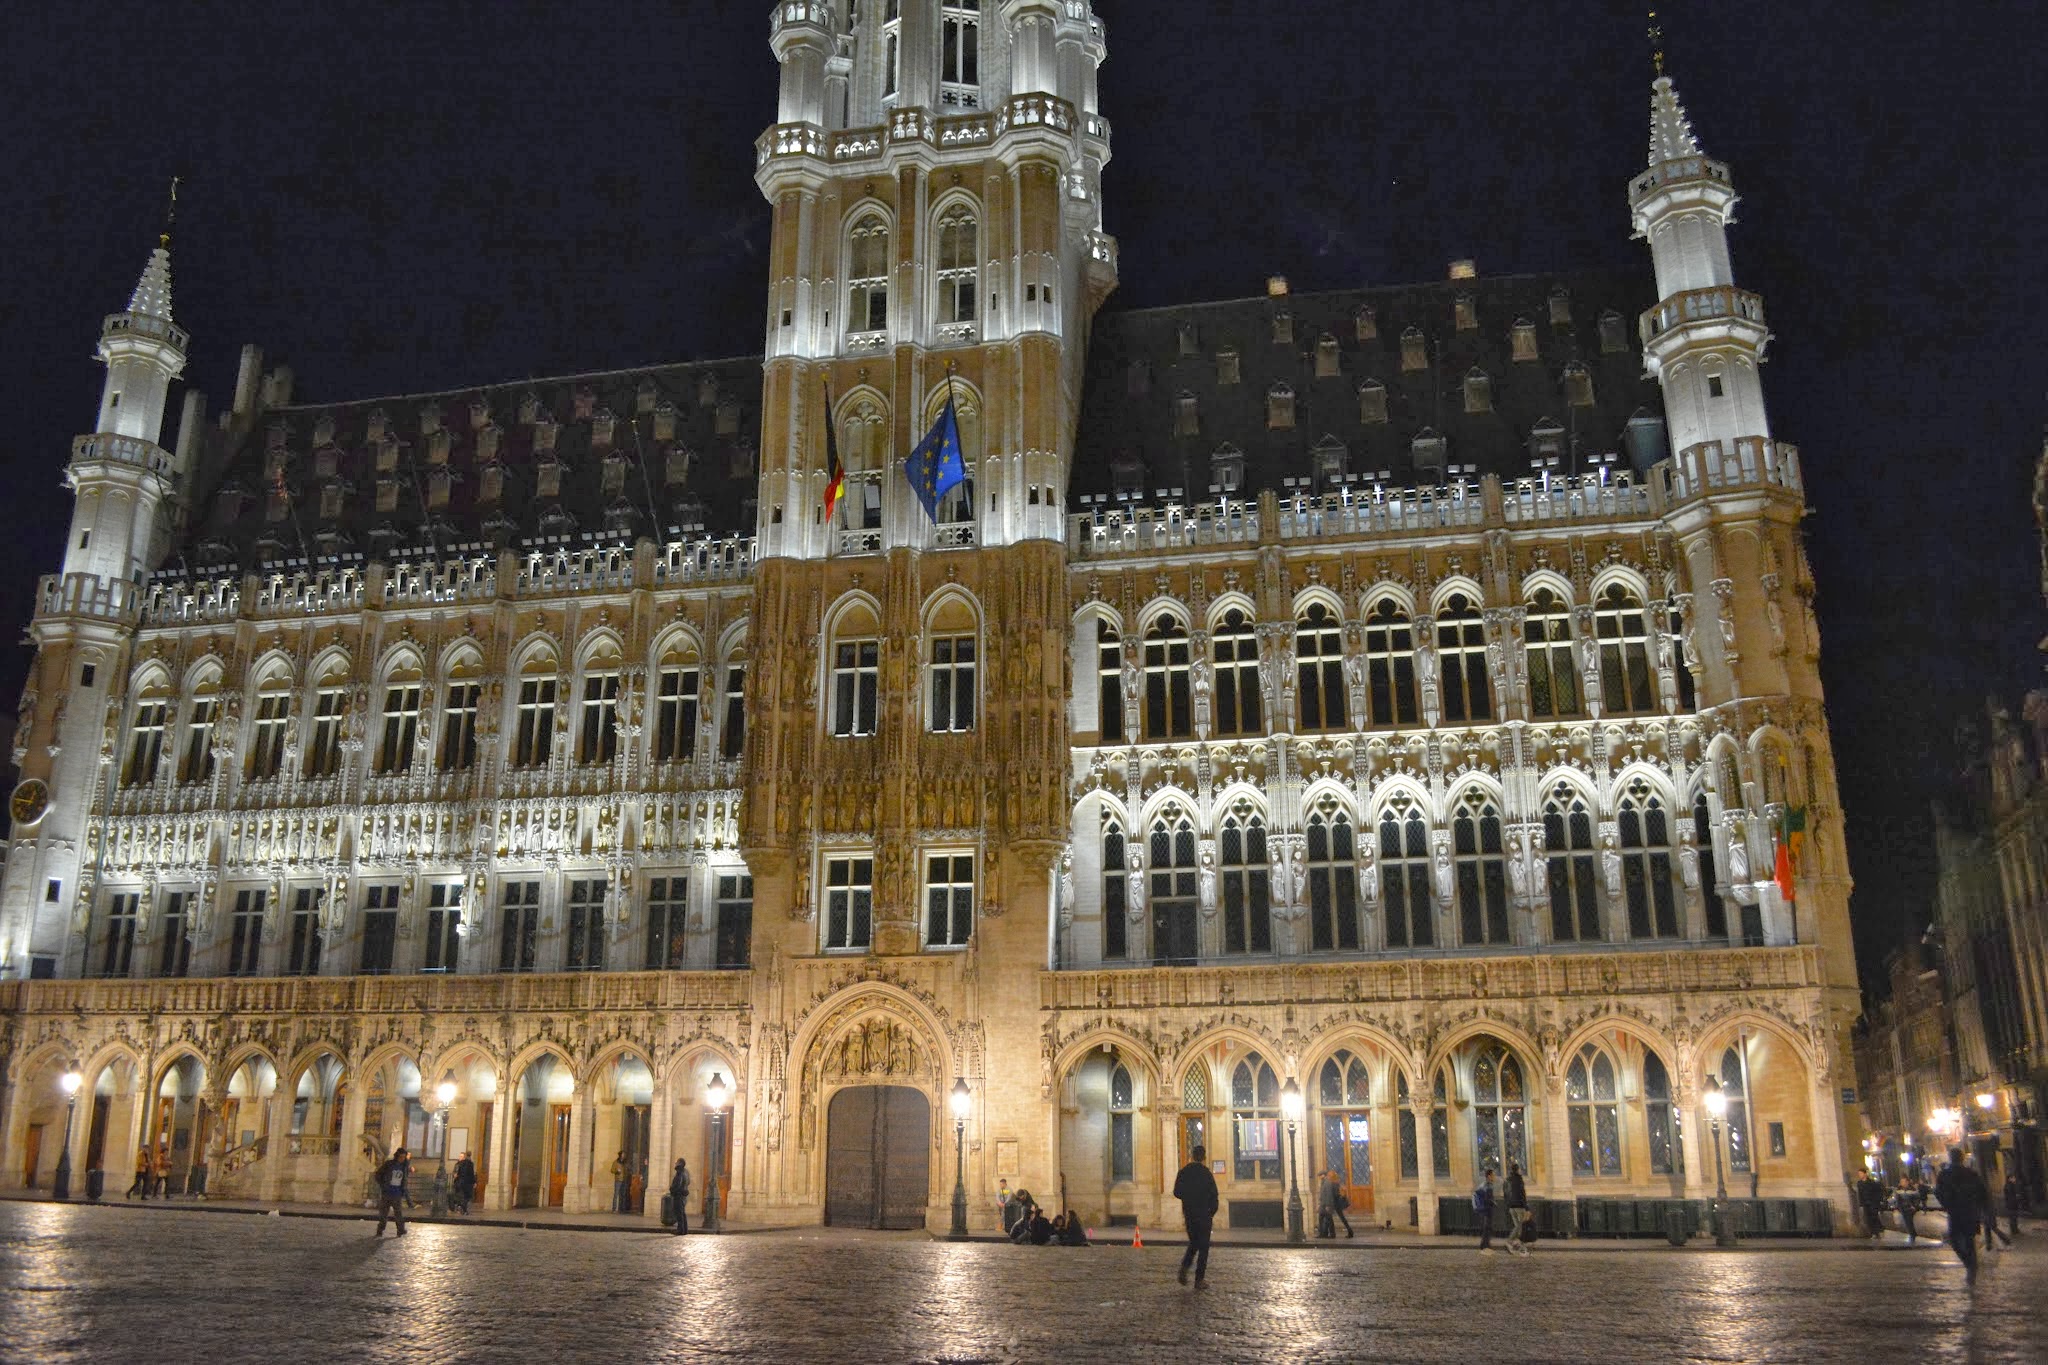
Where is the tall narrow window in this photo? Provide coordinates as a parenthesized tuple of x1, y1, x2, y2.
(306, 683, 346, 778)
(1380, 796, 1434, 948)
(377, 682, 420, 774)
(847, 215, 890, 335)
(929, 635, 976, 732)
(157, 891, 192, 978)
(940, 1, 980, 94)
(98, 892, 139, 978)
(1219, 801, 1271, 954)
(935, 205, 978, 325)
(925, 854, 975, 948)
(1524, 589, 1580, 719)
(1567, 1045, 1622, 1176)
(715, 873, 754, 969)
(1305, 797, 1359, 951)
(832, 639, 881, 737)
(1472, 1044, 1529, 1178)
(1180, 1066, 1208, 1170)
(359, 885, 398, 975)
(1454, 790, 1511, 946)
(1096, 622, 1125, 743)
(578, 671, 620, 764)
(1296, 603, 1347, 731)
(1211, 609, 1262, 736)
(825, 856, 874, 951)
(286, 887, 323, 976)
(1149, 809, 1199, 964)
(248, 686, 290, 780)
(655, 661, 701, 762)
(1109, 1061, 1135, 1184)
(1231, 1053, 1282, 1181)
(1102, 820, 1129, 961)
(1595, 584, 1654, 714)
(1619, 778, 1681, 938)
(645, 876, 689, 971)
(179, 693, 218, 784)
(227, 888, 267, 977)
(1436, 594, 1492, 722)
(1695, 791, 1729, 939)
(125, 698, 168, 786)
(565, 878, 607, 971)
(1320, 1052, 1373, 1195)
(440, 681, 479, 772)
(1645, 1052, 1682, 1176)
(498, 880, 540, 973)
(1398, 1070, 1420, 1179)
(514, 676, 558, 767)
(1543, 783, 1601, 942)
(423, 883, 462, 973)
(1430, 1069, 1451, 1178)
(719, 663, 747, 760)
(1143, 617, 1193, 740)
(1720, 1047, 1752, 1173)
(1365, 600, 1419, 726)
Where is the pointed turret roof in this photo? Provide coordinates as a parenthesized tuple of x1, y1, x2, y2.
(1647, 74, 1703, 166)
(124, 242, 175, 324)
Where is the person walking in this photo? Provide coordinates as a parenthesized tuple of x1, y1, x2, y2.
(151, 1145, 169, 1200)
(1934, 1146, 1990, 1285)
(1473, 1167, 1498, 1254)
(1983, 1171, 2013, 1251)
(1896, 1179, 1920, 1243)
(1503, 1161, 1532, 1255)
(668, 1158, 691, 1235)
(126, 1148, 151, 1201)
(2004, 1174, 2024, 1240)
(1856, 1170, 1887, 1239)
(1172, 1144, 1220, 1288)
(1317, 1169, 1354, 1239)
(373, 1147, 411, 1237)
(451, 1152, 477, 1214)
(611, 1151, 629, 1214)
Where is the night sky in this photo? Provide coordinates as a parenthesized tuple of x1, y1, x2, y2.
(1, 2, 2041, 993)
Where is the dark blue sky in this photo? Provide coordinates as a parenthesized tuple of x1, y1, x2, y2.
(1, 1, 2041, 990)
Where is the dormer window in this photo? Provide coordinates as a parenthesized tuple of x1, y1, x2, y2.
(537, 459, 563, 498)
(1548, 285, 1572, 327)
(1216, 349, 1241, 385)
(427, 430, 452, 465)
(1266, 383, 1296, 430)
(1563, 362, 1595, 407)
(468, 397, 490, 430)
(1411, 428, 1448, 475)
(1311, 435, 1349, 489)
(1528, 418, 1567, 463)
(697, 374, 719, 409)
(591, 409, 617, 449)
(1315, 333, 1341, 378)
(427, 467, 451, 509)
(1354, 305, 1377, 342)
(1453, 294, 1478, 331)
(1209, 443, 1245, 493)
(376, 478, 399, 513)
(1271, 311, 1294, 345)
(1400, 327, 1428, 372)
(419, 407, 442, 438)
(1511, 319, 1539, 362)
(637, 378, 659, 414)
(533, 414, 559, 453)
(476, 424, 502, 462)
(479, 466, 505, 506)
(365, 408, 388, 443)
(374, 440, 399, 474)
(602, 454, 628, 495)
(1462, 367, 1492, 413)
(1173, 391, 1200, 438)
(653, 401, 677, 442)
(1110, 454, 1144, 500)
(1598, 310, 1629, 354)
(573, 386, 597, 420)
(716, 400, 740, 436)
(314, 446, 338, 479)
(1176, 321, 1199, 357)
(319, 483, 344, 519)
(312, 414, 336, 446)
(518, 392, 542, 425)
(667, 446, 693, 485)
(1127, 360, 1151, 396)
(1358, 380, 1389, 425)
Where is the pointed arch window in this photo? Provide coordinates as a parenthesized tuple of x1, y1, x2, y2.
(1305, 795, 1359, 952)
(1219, 800, 1271, 955)
(1645, 1052, 1682, 1176)
(935, 204, 979, 328)
(1096, 620, 1125, 743)
(1669, 601, 1697, 711)
(1472, 1044, 1528, 1177)
(1319, 1051, 1372, 1192)
(247, 676, 292, 781)
(124, 683, 171, 787)
(1619, 778, 1681, 939)
(1109, 1058, 1135, 1183)
(1694, 789, 1729, 940)
(1180, 1064, 1208, 1167)
(1566, 1045, 1622, 1176)
(1365, 599, 1419, 726)
(655, 648, 702, 763)
(1454, 789, 1510, 945)
(940, 1, 981, 98)
(1296, 602, 1347, 731)
(305, 665, 348, 779)
(376, 673, 421, 775)
(719, 658, 747, 761)
(1148, 807, 1198, 965)
(1595, 584, 1654, 714)
(1379, 794, 1433, 949)
(1543, 782, 1601, 942)
(579, 661, 622, 765)
(1101, 817, 1129, 961)
(1524, 588, 1580, 719)
(1211, 609, 1262, 736)
(180, 679, 220, 785)
(440, 663, 480, 773)
(1398, 1068, 1451, 1179)
(514, 664, 559, 767)
(1720, 1047, 1753, 1173)
(847, 215, 890, 336)
(1231, 1053, 1282, 1181)
(1142, 617, 1193, 741)
(1436, 593, 1492, 722)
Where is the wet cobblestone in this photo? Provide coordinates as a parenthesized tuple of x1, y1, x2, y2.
(1, 1202, 2043, 1363)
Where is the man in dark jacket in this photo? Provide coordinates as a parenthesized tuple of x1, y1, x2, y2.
(373, 1148, 410, 1237)
(2004, 1174, 2025, 1239)
(668, 1158, 691, 1235)
(451, 1152, 477, 1214)
(1855, 1170, 1886, 1239)
(1934, 1147, 1990, 1283)
(1503, 1162, 1532, 1255)
(1473, 1167, 1498, 1253)
(1172, 1145, 1220, 1287)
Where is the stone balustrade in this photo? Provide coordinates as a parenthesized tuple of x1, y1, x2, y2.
(70, 432, 176, 480)
(1659, 437, 1802, 503)
(100, 310, 189, 351)
(0, 968, 752, 1018)
(1639, 285, 1765, 347)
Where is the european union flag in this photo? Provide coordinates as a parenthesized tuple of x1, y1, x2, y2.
(906, 393, 967, 522)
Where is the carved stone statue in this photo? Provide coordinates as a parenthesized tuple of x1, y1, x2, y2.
(1600, 834, 1623, 904)
(1197, 842, 1217, 915)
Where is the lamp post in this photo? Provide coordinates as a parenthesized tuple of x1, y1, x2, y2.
(949, 1077, 971, 1240)
(430, 1081, 456, 1216)
(1703, 1077, 1737, 1246)
(52, 1068, 82, 1200)
(704, 1073, 729, 1234)
(1281, 1076, 1305, 1245)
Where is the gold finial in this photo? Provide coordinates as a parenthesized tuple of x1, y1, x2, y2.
(1648, 6, 1665, 76)
(161, 175, 181, 248)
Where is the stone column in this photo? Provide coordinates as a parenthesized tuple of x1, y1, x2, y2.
(564, 1089, 596, 1213)
(260, 1086, 295, 1202)
(648, 1079, 673, 1224)
(1411, 1101, 1438, 1234)
(485, 1080, 515, 1211)
(331, 1072, 371, 1206)
(1542, 1072, 1573, 1199)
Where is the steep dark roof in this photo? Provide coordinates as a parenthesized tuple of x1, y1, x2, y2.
(1073, 265, 1665, 502)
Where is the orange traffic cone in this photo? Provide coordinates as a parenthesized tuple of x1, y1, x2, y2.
(1131, 1224, 1143, 1248)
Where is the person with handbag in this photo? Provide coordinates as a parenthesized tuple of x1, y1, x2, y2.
(1318, 1169, 1354, 1238)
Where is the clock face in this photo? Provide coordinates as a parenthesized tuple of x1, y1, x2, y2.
(9, 778, 48, 826)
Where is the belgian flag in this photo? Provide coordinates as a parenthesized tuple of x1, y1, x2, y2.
(822, 380, 846, 524)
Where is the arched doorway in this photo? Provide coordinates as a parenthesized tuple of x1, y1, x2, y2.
(824, 1086, 930, 1229)
(147, 1055, 207, 1197)
(1059, 1046, 1154, 1228)
(1317, 1049, 1375, 1221)
(589, 1054, 655, 1214)
(510, 1053, 574, 1209)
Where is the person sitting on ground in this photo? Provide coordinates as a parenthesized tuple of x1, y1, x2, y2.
(1028, 1206, 1056, 1244)
(1009, 1197, 1036, 1243)
(1057, 1211, 1090, 1246)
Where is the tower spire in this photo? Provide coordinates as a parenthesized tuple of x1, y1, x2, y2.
(1648, 5, 1664, 77)
(1648, 73, 1704, 166)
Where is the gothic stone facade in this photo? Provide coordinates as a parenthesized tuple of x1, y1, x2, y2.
(0, 3, 1861, 1233)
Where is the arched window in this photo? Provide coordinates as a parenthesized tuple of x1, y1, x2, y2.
(1149, 807, 1198, 964)
(1379, 794, 1433, 949)
(247, 670, 292, 781)
(718, 653, 747, 761)
(1109, 1060, 1135, 1184)
(1219, 801, 1271, 955)
(1296, 602, 1347, 730)
(940, 0, 980, 97)
(578, 648, 622, 765)
(1619, 778, 1680, 939)
(1101, 817, 1128, 961)
(1096, 620, 1125, 743)
(180, 672, 222, 784)
(934, 204, 978, 328)
(1566, 1045, 1622, 1176)
(304, 656, 349, 779)
(1143, 617, 1193, 740)
(1305, 796, 1359, 951)
(1231, 1052, 1282, 1181)
(847, 214, 890, 335)
(1319, 1051, 1372, 1193)
(1180, 1064, 1208, 1167)
(1720, 1046, 1752, 1174)
(1542, 782, 1600, 942)
(655, 642, 702, 763)
(440, 652, 481, 773)
(1436, 593, 1492, 722)
(513, 656, 559, 768)
(1645, 1052, 1681, 1176)
(1524, 588, 1580, 719)
(1472, 1044, 1528, 1177)
(1694, 790, 1729, 939)
(124, 674, 173, 787)
(1454, 789, 1510, 946)
(374, 663, 419, 776)
(1595, 584, 1653, 714)
(1211, 608, 1262, 736)
(927, 597, 978, 734)
(830, 608, 881, 738)
(1365, 599, 1419, 726)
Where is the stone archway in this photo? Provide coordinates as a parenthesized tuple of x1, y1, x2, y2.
(795, 998, 949, 1228)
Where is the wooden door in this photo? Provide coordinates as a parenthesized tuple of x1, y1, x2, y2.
(86, 1096, 111, 1171)
(22, 1125, 42, 1188)
(474, 1110, 492, 1203)
(622, 1105, 650, 1213)
(1321, 1110, 1375, 1220)
(547, 1105, 571, 1208)
(824, 1085, 930, 1229)
(825, 1088, 878, 1227)
(876, 1087, 930, 1229)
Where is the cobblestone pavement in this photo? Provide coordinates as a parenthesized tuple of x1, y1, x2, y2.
(2, 1202, 2043, 1364)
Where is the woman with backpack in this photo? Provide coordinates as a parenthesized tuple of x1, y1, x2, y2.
(1318, 1169, 1354, 1238)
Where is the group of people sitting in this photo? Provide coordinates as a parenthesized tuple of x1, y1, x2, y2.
(999, 1187, 1090, 1245)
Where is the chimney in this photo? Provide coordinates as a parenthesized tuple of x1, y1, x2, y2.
(233, 344, 264, 416)
(173, 390, 205, 472)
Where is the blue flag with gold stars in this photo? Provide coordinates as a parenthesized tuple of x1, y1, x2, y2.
(905, 393, 966, 522)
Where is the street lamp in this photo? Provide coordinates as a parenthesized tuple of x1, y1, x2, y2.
(52, 1068, 82, 1200)
(949, 1077, 971, 1240)
(430, 1080, 457, 1216)
(1975, 1091, 1997, 1112)
(1703, 1077, 1737, 1246)
(704, 1072, 729, 1234)
(1281, 1076, 1305, 1245)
